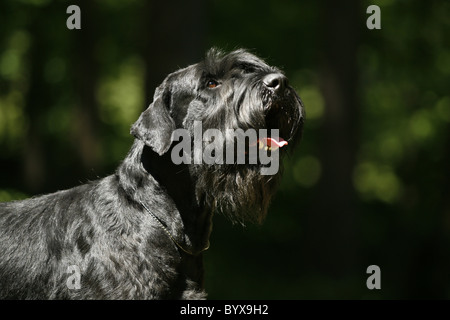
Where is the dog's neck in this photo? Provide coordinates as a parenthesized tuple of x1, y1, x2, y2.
(117, 140, 213, 255)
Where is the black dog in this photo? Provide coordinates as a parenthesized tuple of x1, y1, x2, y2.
(0, 49, 304, 299)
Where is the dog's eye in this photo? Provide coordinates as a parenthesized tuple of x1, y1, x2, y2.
(206, 80, 219, 89)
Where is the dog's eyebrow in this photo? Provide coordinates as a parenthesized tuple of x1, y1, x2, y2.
(233, 62, 259, 72)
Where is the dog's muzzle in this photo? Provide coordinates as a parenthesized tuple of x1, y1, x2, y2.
(259, 72, 295, 150)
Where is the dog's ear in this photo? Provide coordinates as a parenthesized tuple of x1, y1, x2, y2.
(130, 87, 175, 155)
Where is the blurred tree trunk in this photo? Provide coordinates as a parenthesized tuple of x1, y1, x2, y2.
(140, 0, 206, 103)
(22, 13, 47, 193)
(72, 0, 101, 170)
(23, 2, 101, 193)
(305, 2, 361, 278)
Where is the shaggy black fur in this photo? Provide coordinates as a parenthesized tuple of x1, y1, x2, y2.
(0, 49, 304, 299)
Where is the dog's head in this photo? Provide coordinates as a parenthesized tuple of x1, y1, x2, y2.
(131, 48, 304, 223)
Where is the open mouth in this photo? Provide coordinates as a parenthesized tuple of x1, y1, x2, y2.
(246, 136, 288, 154)
(262, 97, 293, 152)
(257, 137, 288, 151)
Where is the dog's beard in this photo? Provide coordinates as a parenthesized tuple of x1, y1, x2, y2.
(194, 164, 281, 225)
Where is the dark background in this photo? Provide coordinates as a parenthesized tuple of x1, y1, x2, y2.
(1, 0, 449, 299)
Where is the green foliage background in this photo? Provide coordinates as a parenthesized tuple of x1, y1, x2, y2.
(0, 0, 449, 299)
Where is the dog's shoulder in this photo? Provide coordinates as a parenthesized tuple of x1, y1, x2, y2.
(0, 178, 97, 213)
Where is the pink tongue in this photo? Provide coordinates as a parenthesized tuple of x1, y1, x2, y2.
(259, 137, 288, 150)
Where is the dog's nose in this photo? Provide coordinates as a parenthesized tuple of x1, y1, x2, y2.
(263, 73, 288, 93)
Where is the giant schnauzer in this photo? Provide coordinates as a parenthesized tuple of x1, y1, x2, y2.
(0, 49, 304, 299)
